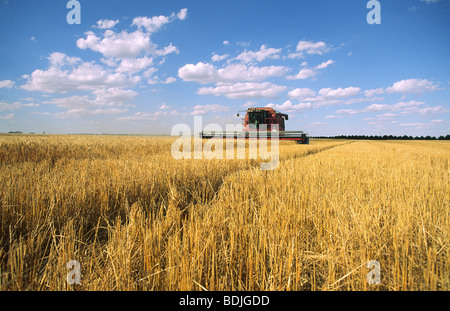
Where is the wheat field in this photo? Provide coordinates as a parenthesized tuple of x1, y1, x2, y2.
(0, 135, 448, 291)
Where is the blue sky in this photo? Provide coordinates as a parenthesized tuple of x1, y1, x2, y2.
(0, 0, 449, 136)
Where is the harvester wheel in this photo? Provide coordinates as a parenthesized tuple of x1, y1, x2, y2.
(296, 134, 309, 144)
(304, 135, 309, 144)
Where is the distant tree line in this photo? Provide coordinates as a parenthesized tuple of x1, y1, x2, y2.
(313, 135, 450, 140)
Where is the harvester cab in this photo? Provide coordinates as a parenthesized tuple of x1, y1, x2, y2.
(243, 107, 288, 131)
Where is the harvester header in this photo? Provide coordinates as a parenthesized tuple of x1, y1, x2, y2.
(201, 107, 309, 144)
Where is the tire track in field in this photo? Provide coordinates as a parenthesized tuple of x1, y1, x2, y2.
(197, 140, 356, 208)
(279, 140, 355, 162)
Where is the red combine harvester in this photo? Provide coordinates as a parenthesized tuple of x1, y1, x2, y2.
(200, 107, 309, 144)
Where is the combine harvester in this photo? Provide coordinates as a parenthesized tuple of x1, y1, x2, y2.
(200, 107, 309, 144)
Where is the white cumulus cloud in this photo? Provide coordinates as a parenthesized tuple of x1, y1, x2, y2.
(0, 80, 15, 89)
(96, 19, 119, 29)
(287, 88, 316, 100)
(132, 8, 187, 32)
(177, 8, 188, 20)
(21, 52, 140, 93)
(287, 60, 334, 80)
(318, 87, 361, 98)
(288, 40, 330, 59)
(287, 68, 317, 80)
(115, 56, 154, 74)
(266, 100, 312, 113)
(0, 113, 14, 120)
(315, 60, 335, 70)
(212, 54, 229, 62)
(235, 45, 282, 63)
(76, 30, 152, 58)
(386, 78, 440, 94)
(197, 82, 286, 99)
(178, 62, 289, 84)
(190, 104, 229, 116)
